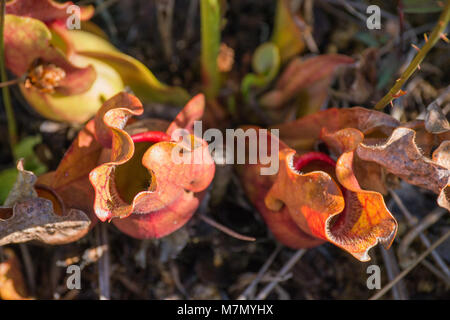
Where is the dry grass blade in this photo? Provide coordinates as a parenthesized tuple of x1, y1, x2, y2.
(255, 249, 306, 300)
(198, 213, 256, 242)
(390, 190, 450, 278)
(398, 208, 447, 268)
(96, 224, 111, 300)
(370, 230, 450, 300)
(238, 244, 282, 300)
(380, 247, 408, 300)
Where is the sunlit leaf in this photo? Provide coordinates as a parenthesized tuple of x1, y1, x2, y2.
(4, 15, 96, 95)
(237, 127, 397, 261)
(88, 93, 215, 239)
(67, 30, 190, 106)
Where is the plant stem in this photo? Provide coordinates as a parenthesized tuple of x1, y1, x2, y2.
(200, 0, 221, 100)
(374, 0, 450, 110)
(0, 0, 18, 149)
(0, 76, 22, 88)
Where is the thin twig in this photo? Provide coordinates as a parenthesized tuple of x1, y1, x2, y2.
(169, 260, 189, 299)
(198, 213, 256, 242)
(390, 190, 450, 278)
(0, 0, 18, 148)
(370, 230, 450, 300)
(380, 247, 408, 300)
(96, 223, 111, 300)
(255, 249, 306, 300)
(112, 273, 147, 298)
(19, 244, 36, 296)
(0, 76, 23, 88)
(398, 208, 447, 267)
(420, 259, 450, 287)
(374, 1, 450, 109)
(238, 244, 282, 300)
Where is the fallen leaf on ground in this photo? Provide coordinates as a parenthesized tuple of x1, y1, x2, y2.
(0, 160, 91, 246)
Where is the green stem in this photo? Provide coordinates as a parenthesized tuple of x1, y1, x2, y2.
(0, 0, 18, 149)
(374, 0, 450, 110)
(200, 0, 221, 101)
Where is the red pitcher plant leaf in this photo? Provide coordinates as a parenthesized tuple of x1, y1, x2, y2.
(274, 106, 400, 150)
(6, 0, 94, 23)
(88, 93, 215, 239)
(1, 160, 91, 246)
(5, 0, 189, 123)
(260, 55, 355, 113)
(4, 14, 96, 95)
(357, 127, 450, 211)
(37, 120, 102, 222)
(237, 127, 397, 261)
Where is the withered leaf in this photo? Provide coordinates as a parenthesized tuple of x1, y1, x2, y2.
(357, 127, 450, 211)
(0, 160, 91, 246)
(0, 198, 90, 246)
(425, 102, 450, 134)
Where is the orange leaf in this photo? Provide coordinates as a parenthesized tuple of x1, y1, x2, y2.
(38, 119, 102, 222)
(89, 94, 215, 238)
(0, 249, 31, 300)
(237, 127, 397, 261)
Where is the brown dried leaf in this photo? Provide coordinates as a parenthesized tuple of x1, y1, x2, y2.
(1, 160, 91, 246)
(0, 198, 90, 246)
(425, 102, 450, 134)
(357, 128, 450, 210)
